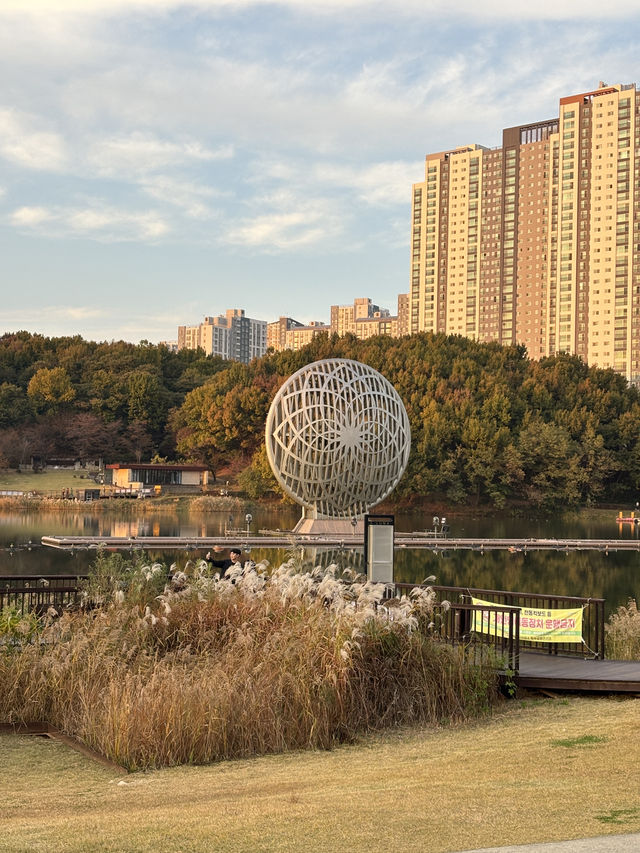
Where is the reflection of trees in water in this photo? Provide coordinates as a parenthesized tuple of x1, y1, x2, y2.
(302, 548, 365, 573)
(394, 548, 640, 617)
(1, 546, 94, 577)
(2, 506, 640, 616)
(210, 545, 366, 575)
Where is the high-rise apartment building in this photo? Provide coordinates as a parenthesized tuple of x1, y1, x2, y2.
(411, 82, 640, 383)
(177, 309, 266, 363)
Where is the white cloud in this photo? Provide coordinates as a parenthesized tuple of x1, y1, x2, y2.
(314, 162, 421, 206)
(11, 206, 52, 225)
(251, 156, 418, 218)
(2, 305, 103, 333)
(1, 304, 180, 344)
(1, 0, 639, 344)
(47, 305, 104, 320)
(87, 133, 233, 178)
(0, 109, 68, 171)
(139, 175, 226, 219)
(225, 211, 326, 251)
(2, 0, 640, 19)
(224, 190, 346, 251)
(9, 201, 170, 242)
(67, 205, 170, 239)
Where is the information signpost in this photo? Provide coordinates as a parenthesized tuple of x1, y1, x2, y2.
(364, 514, 395, 584)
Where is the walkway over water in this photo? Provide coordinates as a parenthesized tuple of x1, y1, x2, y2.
(399, 583, 640, 694)
(41, 534, 640, 552)
(517, 652, 640, 693)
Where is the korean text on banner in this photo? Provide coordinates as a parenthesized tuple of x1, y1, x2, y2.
(471, 597, 583, 644)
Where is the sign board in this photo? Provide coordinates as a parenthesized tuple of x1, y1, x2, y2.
(364, 514, 394, 584)
(471, 597, 584, 644)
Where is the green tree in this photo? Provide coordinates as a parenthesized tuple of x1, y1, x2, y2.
(238, 445, 280, 499)
(126, 370, 165, 430)
(517, 415, 576, 508)
(0, 383, 31, 428)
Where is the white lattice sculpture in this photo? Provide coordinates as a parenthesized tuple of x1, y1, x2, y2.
(265, 358, 411, 519)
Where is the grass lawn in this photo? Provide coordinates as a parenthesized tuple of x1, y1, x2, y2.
(0, 469, 98, 493)
(2, 696, 640, 852)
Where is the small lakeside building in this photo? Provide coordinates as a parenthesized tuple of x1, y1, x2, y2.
(105, 463, 210, 493)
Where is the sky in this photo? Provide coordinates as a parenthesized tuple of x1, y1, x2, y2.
(2, 1, 640, 344)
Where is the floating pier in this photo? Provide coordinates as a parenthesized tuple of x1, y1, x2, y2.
(40, 534, 640, 552)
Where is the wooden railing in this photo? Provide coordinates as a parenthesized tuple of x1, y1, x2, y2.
(429, 599, 520, 675)
(0, 575, 86, 615)
(394, 583, 605, 660)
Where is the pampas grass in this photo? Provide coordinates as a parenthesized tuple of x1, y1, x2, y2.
(605, 599, 640, 660)
(0, 554, 500, 770)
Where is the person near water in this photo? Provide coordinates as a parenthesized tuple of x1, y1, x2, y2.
(205, 545, 242, 574)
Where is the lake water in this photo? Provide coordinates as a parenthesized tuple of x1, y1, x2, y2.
(1, 503, 639, 615)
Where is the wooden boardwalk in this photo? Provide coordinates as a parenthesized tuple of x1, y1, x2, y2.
(517, 652, 640, 693)
(41, 534, 640, 552)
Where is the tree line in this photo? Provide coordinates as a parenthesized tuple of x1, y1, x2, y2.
(0, 331, 225, 467)
(170, 333, 640, 509)
(1, 329, 639, 508)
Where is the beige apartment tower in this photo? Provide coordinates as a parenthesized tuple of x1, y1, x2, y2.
(177, 309, 266, 363)
(411, 82, 640, 383)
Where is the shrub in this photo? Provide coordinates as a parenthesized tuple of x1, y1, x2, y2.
(0, 555, 500, 770)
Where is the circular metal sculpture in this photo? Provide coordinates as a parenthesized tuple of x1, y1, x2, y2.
(265, 358, 411, 519)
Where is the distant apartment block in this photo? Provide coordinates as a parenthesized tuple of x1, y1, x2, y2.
(266, 296, 409, 353)
(396, 293, 410, 337)
(177, 309, 266, 363)
(330, 296, 409, 340)
(267, 316, 305, 351)
(284, 320, 331, 351)
(330, 297, 380, 336)
(411, 81, 640, 383)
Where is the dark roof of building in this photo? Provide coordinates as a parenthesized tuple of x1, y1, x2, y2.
(106, 463, 209, 471)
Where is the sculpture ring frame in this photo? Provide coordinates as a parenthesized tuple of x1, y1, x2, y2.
(265, 358, 411, 520)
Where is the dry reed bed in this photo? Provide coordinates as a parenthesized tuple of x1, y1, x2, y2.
(0, 555, 498, 770)
(605, 599, 640, 660)
(0, 494, 244, 513)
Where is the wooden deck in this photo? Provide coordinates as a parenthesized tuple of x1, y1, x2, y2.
(517, 652, 640, 693)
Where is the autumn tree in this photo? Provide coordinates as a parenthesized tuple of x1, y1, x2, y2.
(27, 367, 76, 414)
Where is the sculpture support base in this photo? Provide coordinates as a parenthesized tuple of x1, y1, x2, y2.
(293, 513, 364, 537)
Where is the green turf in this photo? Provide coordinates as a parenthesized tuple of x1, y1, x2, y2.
(0, 469, 99, 493)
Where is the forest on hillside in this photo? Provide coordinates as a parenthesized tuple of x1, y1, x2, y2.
(0, 331, 226, 466)
(1, 329, 639, 509)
